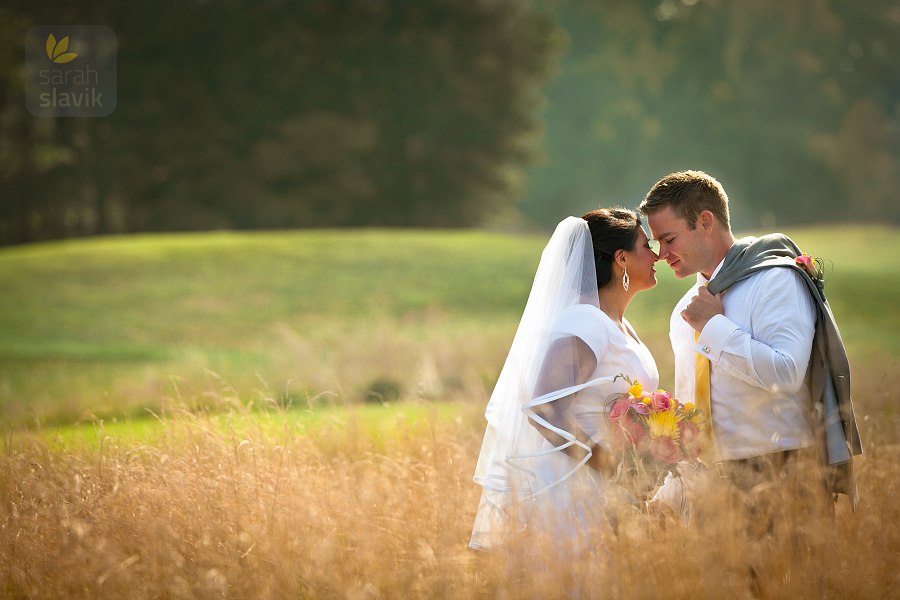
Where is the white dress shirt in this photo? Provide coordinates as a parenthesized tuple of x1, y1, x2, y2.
(670, 257, 817, 460)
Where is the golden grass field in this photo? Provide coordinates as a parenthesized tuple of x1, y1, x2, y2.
(2, 357, 898, 599)
(1, 226, 899, 598)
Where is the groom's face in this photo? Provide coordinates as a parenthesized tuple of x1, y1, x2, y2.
(647, 207, 706, 279)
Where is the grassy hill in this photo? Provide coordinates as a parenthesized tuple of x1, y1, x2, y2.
(1, 225, 897, 427)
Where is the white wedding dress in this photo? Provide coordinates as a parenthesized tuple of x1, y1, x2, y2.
(553, 305, 659, 449)
(470, 218, 659, 551)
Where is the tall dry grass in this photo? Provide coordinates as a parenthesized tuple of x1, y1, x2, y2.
(1, 403, 489, 598)
(2, 378, 899, 599)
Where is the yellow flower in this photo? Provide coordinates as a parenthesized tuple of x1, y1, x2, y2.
(684, 402, 696, 412)
(647, 410, 681, 440)
(627, 381, 643, 398)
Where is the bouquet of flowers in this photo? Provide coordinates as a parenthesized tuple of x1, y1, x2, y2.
(605, 374, 704, 498)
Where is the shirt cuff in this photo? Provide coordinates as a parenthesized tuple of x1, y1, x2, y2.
(696, 314, 738, 363)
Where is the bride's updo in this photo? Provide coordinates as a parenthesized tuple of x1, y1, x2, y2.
(580, 207, 642, 288)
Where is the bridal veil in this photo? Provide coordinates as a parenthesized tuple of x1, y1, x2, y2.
(470, 216, 615, 550)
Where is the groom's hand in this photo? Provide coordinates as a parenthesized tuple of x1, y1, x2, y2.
(682, 286, 725, 333)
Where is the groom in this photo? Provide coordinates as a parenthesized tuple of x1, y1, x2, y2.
(639, 170, 861, 517)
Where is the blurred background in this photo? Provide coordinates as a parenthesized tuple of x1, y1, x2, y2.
(1, 5, 899, 595)
(1, 0, 898, 245)
(1, 0, 898, 428)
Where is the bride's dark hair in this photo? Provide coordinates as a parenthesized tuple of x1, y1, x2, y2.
(580, 207, 642, 288)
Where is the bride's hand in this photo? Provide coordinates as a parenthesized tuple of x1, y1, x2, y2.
(587, 444, 618, 477)
(646, 499, 677, 529)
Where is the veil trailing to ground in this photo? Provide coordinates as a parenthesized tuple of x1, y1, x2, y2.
(470, 217, 616, 550)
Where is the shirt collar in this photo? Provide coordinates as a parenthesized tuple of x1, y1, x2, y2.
(698, 256, 728, 285)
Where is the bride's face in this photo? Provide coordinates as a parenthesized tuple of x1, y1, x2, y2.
(623, 227, 660, 291)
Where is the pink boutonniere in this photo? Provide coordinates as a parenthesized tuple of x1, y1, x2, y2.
(795, 254, 816, 273)
(795, 253, 826, 297)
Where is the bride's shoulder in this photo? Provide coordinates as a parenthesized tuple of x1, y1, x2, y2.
(551, 304, 609, 355)
(554, 303, 605, 328)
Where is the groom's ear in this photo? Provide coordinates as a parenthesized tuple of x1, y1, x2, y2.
(698, 210, 715, 233)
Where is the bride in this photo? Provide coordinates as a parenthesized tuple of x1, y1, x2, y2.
(470, 208, 661, 551)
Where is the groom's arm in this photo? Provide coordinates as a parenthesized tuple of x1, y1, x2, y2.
(695, 269, 816, 393)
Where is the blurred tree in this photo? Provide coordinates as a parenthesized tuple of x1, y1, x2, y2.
(4, 0, 897, 243)
(523, 0, 900, 230)
(0, 0, 562, 243)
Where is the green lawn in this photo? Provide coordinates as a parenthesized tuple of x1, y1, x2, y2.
(1, 224, 897, 431)
(12, 400, 476, 452)
(0, 230, 535, 358)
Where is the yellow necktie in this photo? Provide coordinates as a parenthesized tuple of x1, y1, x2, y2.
(694, 328, 715, 461)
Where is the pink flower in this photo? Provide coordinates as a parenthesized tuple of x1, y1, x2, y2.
(796, 254, 816, 276)
(650, 436, 683, 464)
(630, 401, 651, 416)
(610, 415, 646, 449)
(608, 398, 631, 423)
(650, 391, 672, 412)
(678, 420, 701, 459)
(624, 418, 647, 448)
(609, 425, 628, 450)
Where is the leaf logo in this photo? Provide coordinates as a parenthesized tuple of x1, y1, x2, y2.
(45, 34, 78, 64)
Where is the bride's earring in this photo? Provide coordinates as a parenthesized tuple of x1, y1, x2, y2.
(622, 266, 630, 292)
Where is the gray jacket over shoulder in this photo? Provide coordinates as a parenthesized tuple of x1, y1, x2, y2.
(708, 233, 862, 508)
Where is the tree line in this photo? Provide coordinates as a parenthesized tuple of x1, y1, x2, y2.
(0, 0, 560, 244)
(526, 0, 900, 230)
(0, 0, 897, 245)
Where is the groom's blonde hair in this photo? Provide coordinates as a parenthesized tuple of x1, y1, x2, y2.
(639, 170, 731, 231)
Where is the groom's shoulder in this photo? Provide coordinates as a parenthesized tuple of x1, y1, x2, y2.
(758, 231, 793, 243)
(735, 232, 798, 252)
(743, 260, 808, 292)
(754, 232, 802, 254)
